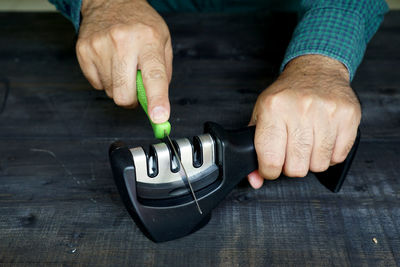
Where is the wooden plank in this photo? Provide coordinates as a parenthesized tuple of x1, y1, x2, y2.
(0, 140, 399, 265)
(352, 12, 400, 140)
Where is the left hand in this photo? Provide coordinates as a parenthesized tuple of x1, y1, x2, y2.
(247, 55, 361, 189)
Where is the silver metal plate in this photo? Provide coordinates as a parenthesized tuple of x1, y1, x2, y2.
(130, 134, 216, 184)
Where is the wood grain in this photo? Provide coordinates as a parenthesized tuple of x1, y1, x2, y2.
(0, 11, 399, 266)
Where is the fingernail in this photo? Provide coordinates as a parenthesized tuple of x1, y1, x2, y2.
(248, 171, 263, 189)
(151, 106, 168, 123)
(247, 173, 257, 189)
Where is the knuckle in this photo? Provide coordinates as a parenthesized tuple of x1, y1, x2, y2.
(290, 129, 313, 158)
(299, 94, 314, 111)
(260, 93, 284, 112)
(345, 140, 355, 154)
(257, 151, 283, 180)
(76, 40, 89, 57)
(331, 153, 346, 164)
(109, 25, 130, 45)
(130, 101, 139, 108)
(101, 76, 112, 91)
(89, 34, 104, 53)
(113, 95, 135, 107)
(318, 135, 336, 159)
(285, 165, 308, 178)
(310, 161, 329, 173)
(260, 95, 275, 109)
(331, 140, 354, 164)
(342, 104, 355, 116)
(341, 103, 361, 121)
(113, 76, 127, 90)
(323, 99, 338, 115)
(318, 146, 333, 161)
(260, 151, 283, 170)
(137, 24, 159, 41)
(90, 81, 103, 90)
(258, 167, 280, 180)
(142, 68, 167, 82)
(141, 43, 162, 60)
(147, 94, 167, 105)
(105, 89, 113, 98)
(112, 63, 128, 89)
(254, 123, 286, 144)
(291, 127, 311, 142)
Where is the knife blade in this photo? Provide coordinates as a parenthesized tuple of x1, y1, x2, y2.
(165, 130, 203, 214)
(136, 70, 202, 214)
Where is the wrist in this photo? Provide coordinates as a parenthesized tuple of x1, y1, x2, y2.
(81, 0, 146, 16)
(81, 0, 105, 15)
(281, 55, 350, 83)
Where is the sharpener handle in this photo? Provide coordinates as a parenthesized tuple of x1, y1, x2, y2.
(205, 122, 360, 193)
(136, 70, 171, 139)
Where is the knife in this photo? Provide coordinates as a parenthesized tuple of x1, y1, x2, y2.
(135, 70, 202, 214)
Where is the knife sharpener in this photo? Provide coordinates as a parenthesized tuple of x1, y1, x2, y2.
(109, 122, 360, 242)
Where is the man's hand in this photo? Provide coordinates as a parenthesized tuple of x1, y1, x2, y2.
(248, 55, 361, 189)
(77, 0, 172, 123)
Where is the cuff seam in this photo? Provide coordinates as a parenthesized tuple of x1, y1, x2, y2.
(280, 50, 353, 80)
(281, 6, 365, 81)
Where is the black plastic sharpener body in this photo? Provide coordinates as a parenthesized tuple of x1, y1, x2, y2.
(109, 122, 360, 242)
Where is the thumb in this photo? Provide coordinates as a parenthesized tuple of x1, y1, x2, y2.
(148, 95, 170, 124)
(141, 67, 170, 123)
(247, 170, 264, 189)
(139, 49, 170, 124)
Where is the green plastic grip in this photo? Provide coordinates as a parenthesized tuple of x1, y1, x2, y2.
(136, 70, 171, 139)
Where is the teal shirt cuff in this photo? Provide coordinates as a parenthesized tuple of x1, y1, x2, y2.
(48, 0, 82, 32)
(281, 0, 388, 81)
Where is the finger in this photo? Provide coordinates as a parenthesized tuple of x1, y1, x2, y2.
(78, 60, 103, 90)
(96, 62, 113, 98)
(331, 124, 358, 165)
(111, 54, 137, 108)
(76, 41, 103, 90)
(85, 34, 114, 97)
(309, 122, 336, 173)
(247, 170, 264, 189)
(283, 124, 313, 177)
(139, 43, 170, 123)
(254, 117, 287, 180)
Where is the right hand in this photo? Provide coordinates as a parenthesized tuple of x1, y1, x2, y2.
(77, 0, 173, 123)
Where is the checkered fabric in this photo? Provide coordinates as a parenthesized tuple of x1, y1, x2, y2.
(49, 0, 388, 80)
(281, 0, 388, 80)
(49, 0, 82, 31)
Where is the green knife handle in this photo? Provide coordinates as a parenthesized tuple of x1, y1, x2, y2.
(136, 70, 171, 139)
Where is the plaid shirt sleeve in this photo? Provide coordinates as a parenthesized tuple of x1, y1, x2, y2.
(48, 0, 82, 32)
(281, 0, 389, 81)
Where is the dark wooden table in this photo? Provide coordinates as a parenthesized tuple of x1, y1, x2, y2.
(0, 11, 399, 266)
